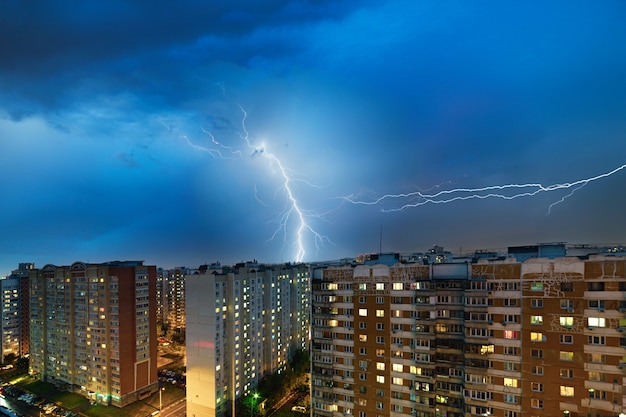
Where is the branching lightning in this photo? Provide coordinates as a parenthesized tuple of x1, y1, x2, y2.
(180, 104, 330, 262)
(344, 164, 626, 215)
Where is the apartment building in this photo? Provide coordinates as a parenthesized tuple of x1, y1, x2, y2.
(164, 267, 187, 340)
(29, 261, 158, 407)
(311, 251, 626, 417)
(0, 263, 32, 362)
(186, 262, 310, 417)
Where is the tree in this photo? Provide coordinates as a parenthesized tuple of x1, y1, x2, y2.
(15, 356, 28, 370)
(3, 353, 16, 365)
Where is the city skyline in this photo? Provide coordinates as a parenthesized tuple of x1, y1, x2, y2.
(2, 1, 626, 276)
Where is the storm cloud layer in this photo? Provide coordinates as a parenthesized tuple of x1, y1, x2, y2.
(1, 1, 625, 274)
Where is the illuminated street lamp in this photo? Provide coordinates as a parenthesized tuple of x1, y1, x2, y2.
(159, 387, 165, 412)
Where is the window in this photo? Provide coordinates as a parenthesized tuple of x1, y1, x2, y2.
(358, 309, 367, 317)
(375, 309, 384, 317)
(360, 373, 366, 381)
(588, 317, 606, 327)
(589, 389, 606, 400)
(376, 349, 384, 357)
(560, 282, 574, 292)
(560, 316, 574, 327)
(589, 299, 605, 310)
(359, 334, 367, 342)
(503, 394, 518, 404)
(359, 348, 367, 355)
(588, 335, 605, 345)
(376, 362, 385, 371)
(392, 377, 403, 386)
(531, 365, 543, 375)
(530, 399, 543, 409)
(560, 351, 574, 361)
(375, 296, 384, 304)
(531, 349, 543, 359)
(587, 282, 605, 291)
(503, 378, 518, 387)
(504, 346, 520, 355)
(588, 371, 605, 381)
(376, 336, 384, 344)
(359, 296, 366, 303)
(560, 368, 573, 379)
(376, 323, 384, 330)
(531, 299, 543, 308)
(531, 382, 543, 392)
(376, 375, 384, 384)
(530, 315, 543, 325)
(560, 299, 573, 310)
(376, 283, 385, 291)
(530, 332, 544, 342)
(392, 282, 403, 290)
(560, 386, 574, 397)
(560, 334, 573, 344)
(530, 282, 543, 292)
(503, 362, 519, 371)
(503, 330, 518, 340)
(375, 389, 384, 397)
(588, 353, 605, 363)
(359, 322, 367, 329)
(376, 402, 383, 410)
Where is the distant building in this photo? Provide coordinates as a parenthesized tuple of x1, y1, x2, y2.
(186, 262, 310, 417)
(0, 263, 33, 362)
(163, 267, 188, 340)
(29, 261, 158, 407)
(311, 248, 626, 417)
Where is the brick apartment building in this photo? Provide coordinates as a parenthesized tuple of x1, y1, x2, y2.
(311, 247, 626, 417)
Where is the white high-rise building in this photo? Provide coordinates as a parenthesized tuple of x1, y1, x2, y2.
(186, 262, 310, 417)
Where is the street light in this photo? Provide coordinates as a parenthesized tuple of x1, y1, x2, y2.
(159, 387, 165, 412)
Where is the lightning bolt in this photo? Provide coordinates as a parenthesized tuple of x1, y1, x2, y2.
(178, 103, 330, 262)
(344, 163, 626, 214)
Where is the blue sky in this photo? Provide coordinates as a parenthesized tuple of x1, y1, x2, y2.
(1, 0, 626, 274)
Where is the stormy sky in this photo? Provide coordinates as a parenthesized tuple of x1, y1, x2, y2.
(1, 1, 625, 274)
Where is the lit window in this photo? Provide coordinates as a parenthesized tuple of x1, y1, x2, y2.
(392, 282, 403, 290)
(560, 386, 574, 397)
(359, 334, 367, 342)
(530, 282, 543, 291)
(376, 310, 384, 317)
(531, 382, 543, 392)
(503, 330, 518, 340)
(560, 316, 574, 327)
(376, 283, 385, 291)
(376, 362, 385, 371)
(358, 309, 367, 317)
(376, 375, 385, 384)
(503, 378, 518, 387)
(560, 351, 574, 361)
(530, 315, 543, 325)
(530, 399, 543, 408)
(392, 377, 403, 385)
(392, 363, 402, 372)
(588, 317, 606, 328)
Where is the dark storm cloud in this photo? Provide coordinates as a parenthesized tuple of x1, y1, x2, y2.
(0, 0, 370, 117)
(1, 1, 626, 275)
